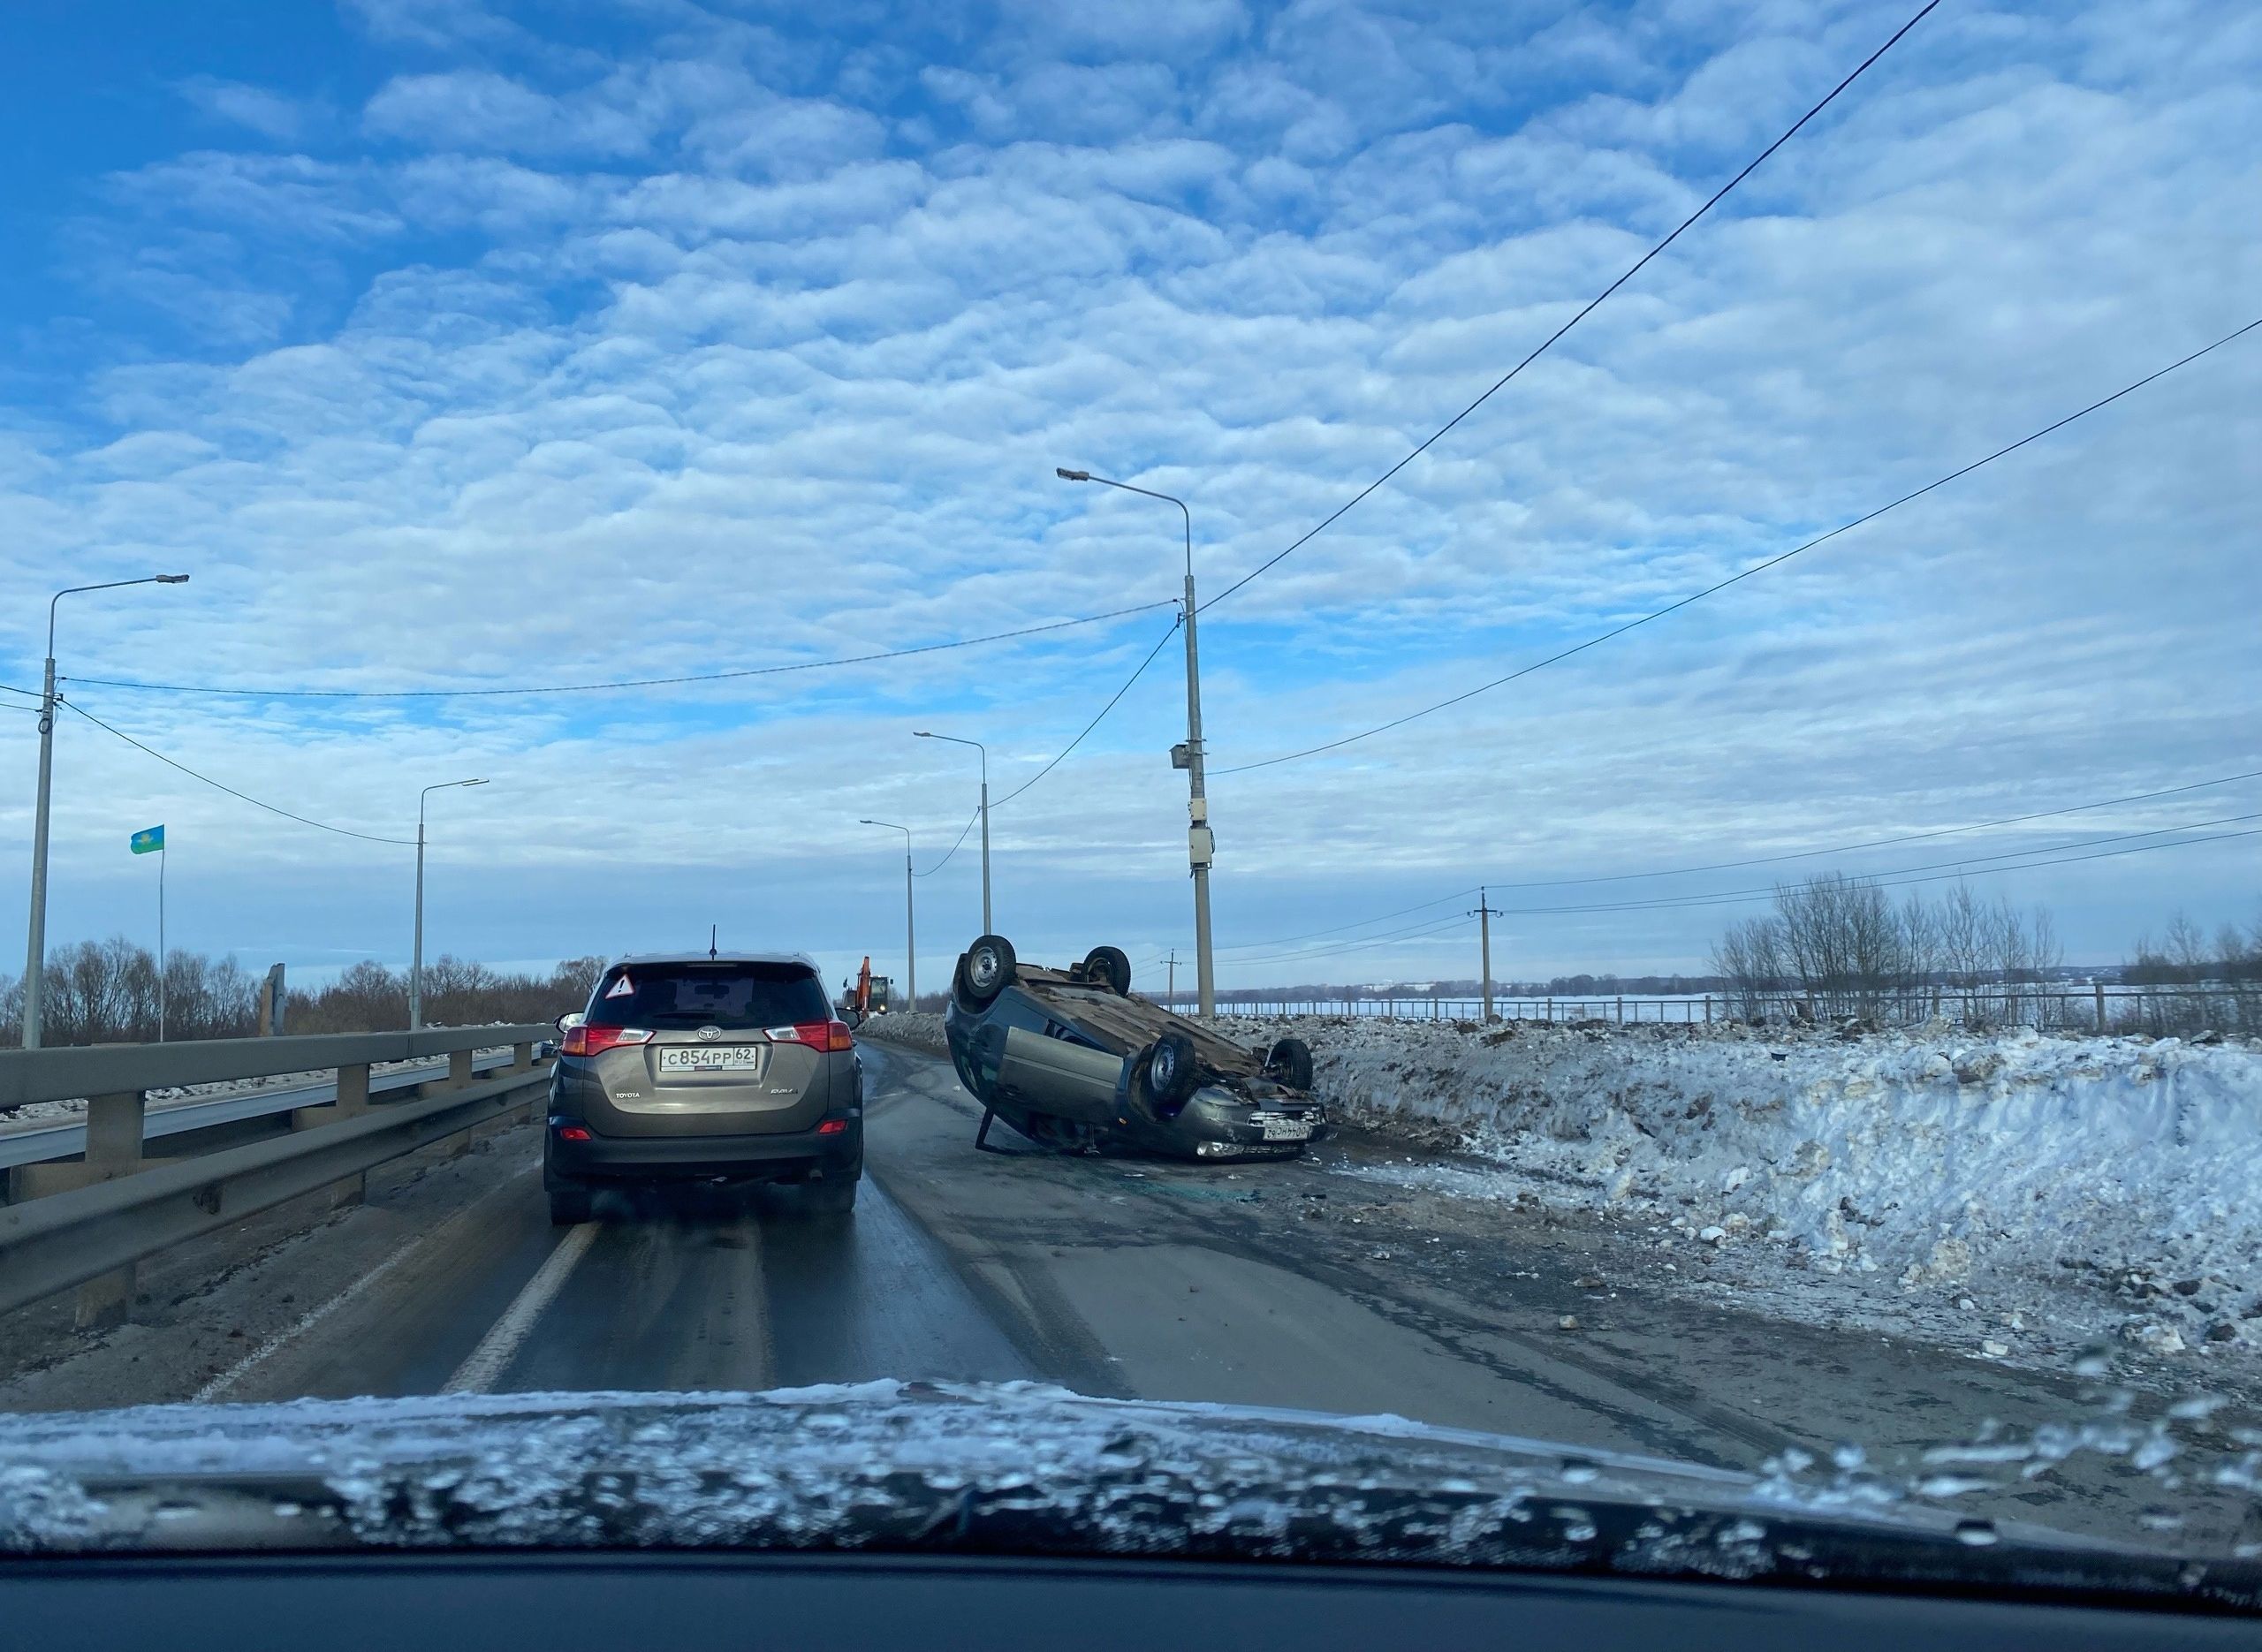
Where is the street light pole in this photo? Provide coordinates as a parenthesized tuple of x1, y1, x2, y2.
(860, 819, 916, 1008)
(20, 573, 189, 1050)
(411, 777, 487, 1031)
(913, 731, 990, 935)
(1056, 467, 1214, 1019)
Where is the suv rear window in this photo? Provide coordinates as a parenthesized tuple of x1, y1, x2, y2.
(588, 962, 829, 1029)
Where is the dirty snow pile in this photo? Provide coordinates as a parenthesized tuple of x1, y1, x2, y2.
(1222, 1014, 2262, 1336)
(858, 1012, 947, 1056)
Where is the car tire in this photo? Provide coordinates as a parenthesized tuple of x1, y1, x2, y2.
(808, 1174, 859, 1215)
(1265, 1036, 1315, 1090)
(1081, 945, 1131, 996)
(548, 1186, 594, 1225)
(959, 934, 1018, 1008)
(1147, 1030, 1198, 1110)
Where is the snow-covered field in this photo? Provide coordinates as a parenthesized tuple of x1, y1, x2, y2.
(1220, 1013, 2262, 1364)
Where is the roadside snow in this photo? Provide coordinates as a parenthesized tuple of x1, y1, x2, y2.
(1220, 1014, 2262, 1356)
(859, 1012, 946, 1057)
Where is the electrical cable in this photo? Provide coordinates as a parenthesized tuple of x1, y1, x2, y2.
(63, 600, 1178, 701)
(1214, 887, 1484, 954)
(1212, 768, 2260, 955)
(61, 700, 420, 845)
(1486, 823, 2262, 918)
(1199, 0, 1941, 613)
(1218, 319, 2262, 774)
(909, 617, 1180, 878)
(1481, 809, 2262, 918)
(991, 617, 1182, 809)
(913, 806, 982, 879)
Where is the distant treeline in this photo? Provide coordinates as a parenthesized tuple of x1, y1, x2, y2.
(0, 939, 608, 1048)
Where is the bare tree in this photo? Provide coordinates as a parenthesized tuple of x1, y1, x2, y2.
(1710, 916, 1784, 1022)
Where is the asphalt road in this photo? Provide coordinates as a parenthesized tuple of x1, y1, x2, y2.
(0, 1036, 2235, 1550)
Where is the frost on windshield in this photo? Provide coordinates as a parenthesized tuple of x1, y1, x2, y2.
(0, 1383, 2257, 1609)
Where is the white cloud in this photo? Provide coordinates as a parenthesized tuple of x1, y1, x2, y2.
(2, 0, 2256, 989)
(177, 77, 309, 143)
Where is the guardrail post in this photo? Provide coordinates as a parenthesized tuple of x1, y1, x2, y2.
(74, 1090, 148, 1329)
(448, 1048, 474, 1087)
(2095, 981, 2107, 1033)
(511, 1041, 534, 1072)
(299, 1062, 375, 1208)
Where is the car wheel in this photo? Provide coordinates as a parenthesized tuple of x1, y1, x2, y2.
(1080, 945, 1131, 996)
(1147, 1030, 1198, 1109)
(548, 1186, 594, 1225)
(808, 1174, 859, 1215)
(1265, 1035, 1315, 1090)
(959, 934, 1017, 1007)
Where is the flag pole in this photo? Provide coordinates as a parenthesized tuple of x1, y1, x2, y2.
(157, 838, 166, 1042)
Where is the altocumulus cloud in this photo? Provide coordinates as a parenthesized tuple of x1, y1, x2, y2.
(0, 0, 2255, 990)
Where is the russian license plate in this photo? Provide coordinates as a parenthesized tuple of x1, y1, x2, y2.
(1257, 1112, 1313, 1141)
(657, 1045, 761, 1072)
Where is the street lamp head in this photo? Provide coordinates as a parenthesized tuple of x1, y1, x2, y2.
(156, 574, 190, 584)
(1055, 467, 1090, 481)
(914, 730, 933, 739)
(463, 778, 489, 788)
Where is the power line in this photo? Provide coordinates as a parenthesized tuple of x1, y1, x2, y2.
(1214, 827, 2260, 977)
(1199, 0, 1940, 614)
(1482, 769, 2262, 890)
(913, 806, 982, 879)
(1225, 913, 1478, 971)
(61, 699, 419, 846)
(991, 618, 1181, 809)
(1218, 319, 2262, 775)
(1487, 823, 2262, 919)
(62, 600, 1178, 701)
(1209, 767, 2261, 955)
(1215, 888, 1480, 954)
(912, 616, 1180, 878)
(1488, 809, 2262, 918)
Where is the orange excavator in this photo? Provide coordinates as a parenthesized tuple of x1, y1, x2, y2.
(836, 956, 894, 1024)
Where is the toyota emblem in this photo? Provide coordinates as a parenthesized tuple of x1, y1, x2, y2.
(697, 1026, 722, 1041)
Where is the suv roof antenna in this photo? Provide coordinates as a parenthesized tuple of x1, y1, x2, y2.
(709, 923, 718, 960)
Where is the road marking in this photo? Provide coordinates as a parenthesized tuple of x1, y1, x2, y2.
(441, 1219, 600, 1395)
(193, 1160, 543, 1404)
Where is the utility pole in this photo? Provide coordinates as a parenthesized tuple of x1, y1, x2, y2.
(860, 819, 917, 1009)
(412, 777, 486, 1030)
(22, 573, 189, 1050)
(1471, 888, 1503, 1023)
(1167, 949, 1179, 1009)
(1056, 467, 1213, 1018)
(914, 733, 990, 935)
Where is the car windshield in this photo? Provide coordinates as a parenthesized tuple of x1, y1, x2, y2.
(588, 963, 830, 1029)
(1, 0, 2258, 1616)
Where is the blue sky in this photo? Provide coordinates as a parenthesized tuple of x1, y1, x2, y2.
(2, 0, 2257, 995)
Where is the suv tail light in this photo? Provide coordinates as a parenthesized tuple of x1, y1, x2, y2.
(563, 1024, 653, 1057)
(768, 1020, 855, 1052)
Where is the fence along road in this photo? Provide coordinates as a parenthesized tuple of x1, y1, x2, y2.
(1190, 984, 2257, 1032)
(0, 1026, 552, 1329)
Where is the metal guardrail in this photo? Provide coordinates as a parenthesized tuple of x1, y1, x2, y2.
(0, 1052, 516, 1171)
(0, 1024, 555, 1328)
(0, 1025, 551, 1110)
(0, 1065, 550, 1320)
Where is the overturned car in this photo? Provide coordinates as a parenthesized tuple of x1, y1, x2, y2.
(943, 933, 1325, 1162)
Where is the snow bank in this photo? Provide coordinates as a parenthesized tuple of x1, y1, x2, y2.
(858, 1012, 946, 1056)
(1223, 1014, 2262, 1310)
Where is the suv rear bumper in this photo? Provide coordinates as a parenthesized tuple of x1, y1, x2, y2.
(544, 1116, 862, 1186)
